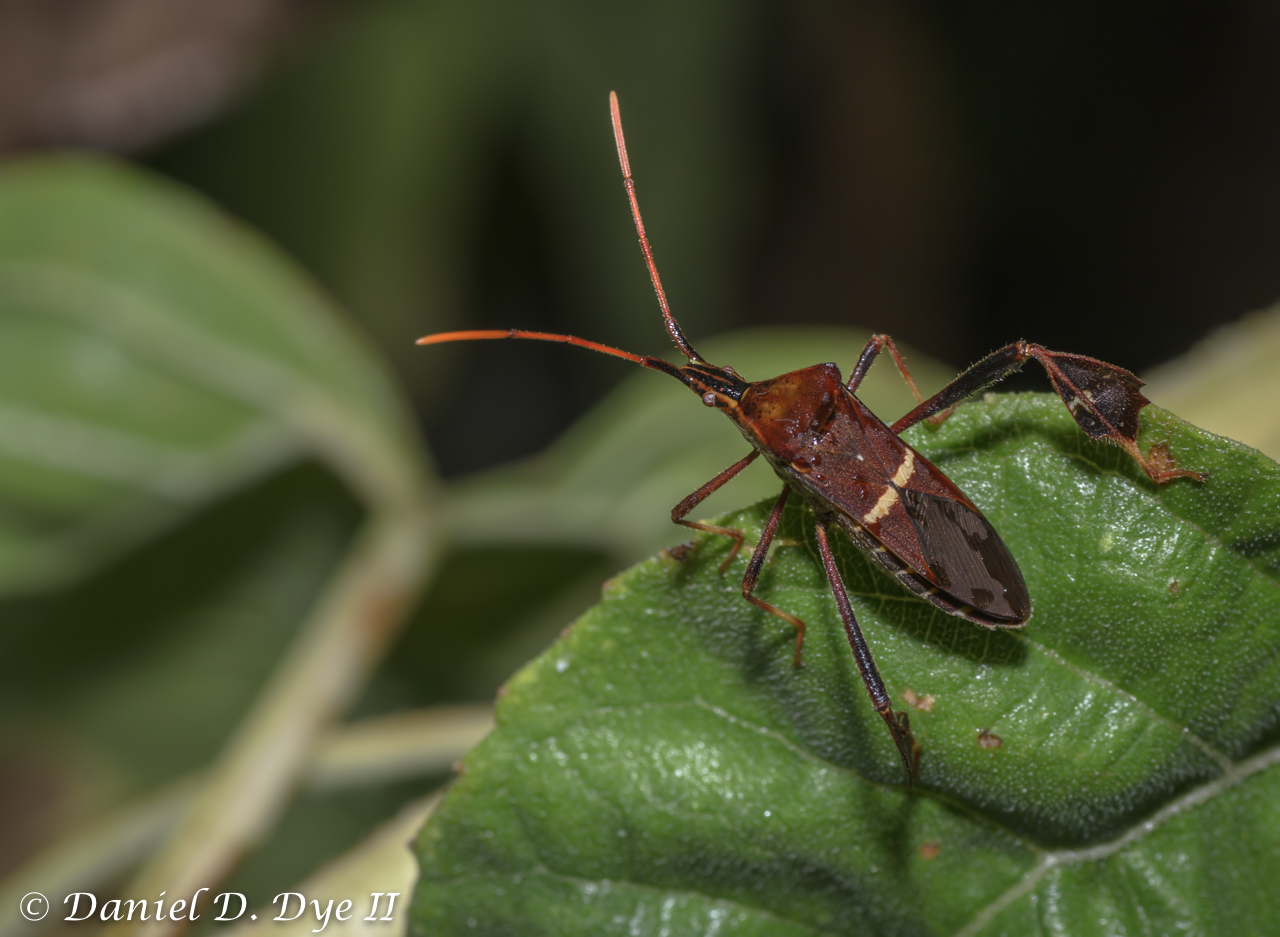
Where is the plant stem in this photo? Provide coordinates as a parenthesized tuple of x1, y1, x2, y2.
(105, 505, 435, 937)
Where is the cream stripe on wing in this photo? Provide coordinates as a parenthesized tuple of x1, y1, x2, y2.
(861, 449, 915, 525)
(892, 448, 915, 487)
(862, 486, 899, 524)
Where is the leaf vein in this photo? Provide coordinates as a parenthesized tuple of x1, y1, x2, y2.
(950, 737, 1280, 937)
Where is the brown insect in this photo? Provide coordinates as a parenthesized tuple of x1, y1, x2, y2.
(418, 92, 1203, 783)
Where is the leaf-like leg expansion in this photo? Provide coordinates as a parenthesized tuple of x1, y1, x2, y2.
(846, 334, 925, 403)
(741, 486, 807, 667)
(672, 450, 760, 574)
(1133, 440, 1207, 484)
(814, 516, 916, 785)
(890, 341, 1204, 484)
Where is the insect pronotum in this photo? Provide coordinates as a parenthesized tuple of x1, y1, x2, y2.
(418, 91, 1204, 783)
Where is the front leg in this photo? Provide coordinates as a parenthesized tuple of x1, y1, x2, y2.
(671, 450, 759, 574)
(890, 341, 1204, 484)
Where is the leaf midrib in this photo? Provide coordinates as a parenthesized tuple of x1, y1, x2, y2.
(949, 737, 1280, 937)
(498, 695, 1280, 936)
(0, 261, 423, 507)
(0, 402, 294, 499)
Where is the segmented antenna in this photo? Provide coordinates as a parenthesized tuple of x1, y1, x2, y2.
(609, 91, 703, 363)
(415, 329, 646, 364)
(414, 329, 690, 384)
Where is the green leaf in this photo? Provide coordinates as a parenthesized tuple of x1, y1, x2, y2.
(411, 394, 1280, 935)
(0, 155, 427, 596)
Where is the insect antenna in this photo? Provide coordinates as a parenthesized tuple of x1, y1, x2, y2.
(609, 91, 704, 364)
(416, 93, 709, 388)
(414, 329, 689, 384)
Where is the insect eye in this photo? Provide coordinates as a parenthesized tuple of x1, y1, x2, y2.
(702, 392, 718, 407)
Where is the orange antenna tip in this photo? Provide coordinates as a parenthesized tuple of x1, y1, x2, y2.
(609, 91, 632, 179)
(414, 328, 671, 372)
(415, 330, 511, 346)
(608, 92, 702, 363)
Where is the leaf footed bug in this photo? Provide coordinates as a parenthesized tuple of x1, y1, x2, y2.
(417, 92, 1205, 785)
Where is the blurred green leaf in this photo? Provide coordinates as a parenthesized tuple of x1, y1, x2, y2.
(0, 156, 434, 896)
(1143, 300, 1280, 462)
(0, 155, 427, 597)
(411, 395, 1280, 934)
(443, 328, 954, 561)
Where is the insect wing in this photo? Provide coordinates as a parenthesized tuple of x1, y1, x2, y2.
(794, 392, 1029, 623)
(896, 485, 1029, 622)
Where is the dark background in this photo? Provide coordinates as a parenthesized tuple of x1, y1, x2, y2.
(4, 0, 1276, 477)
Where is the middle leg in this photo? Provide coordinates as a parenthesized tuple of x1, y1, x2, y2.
(814, 516, 917, 784)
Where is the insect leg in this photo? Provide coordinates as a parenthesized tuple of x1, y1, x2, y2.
(814, 516, 917, 785)
(846, 334, 925, 404)
(889, 343, 1030, 434)
(890, 342, 1203, 483)
(740, 486, 808, 667)
(1019, 345, 1205, 483)
(671, 450, 760, 574)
